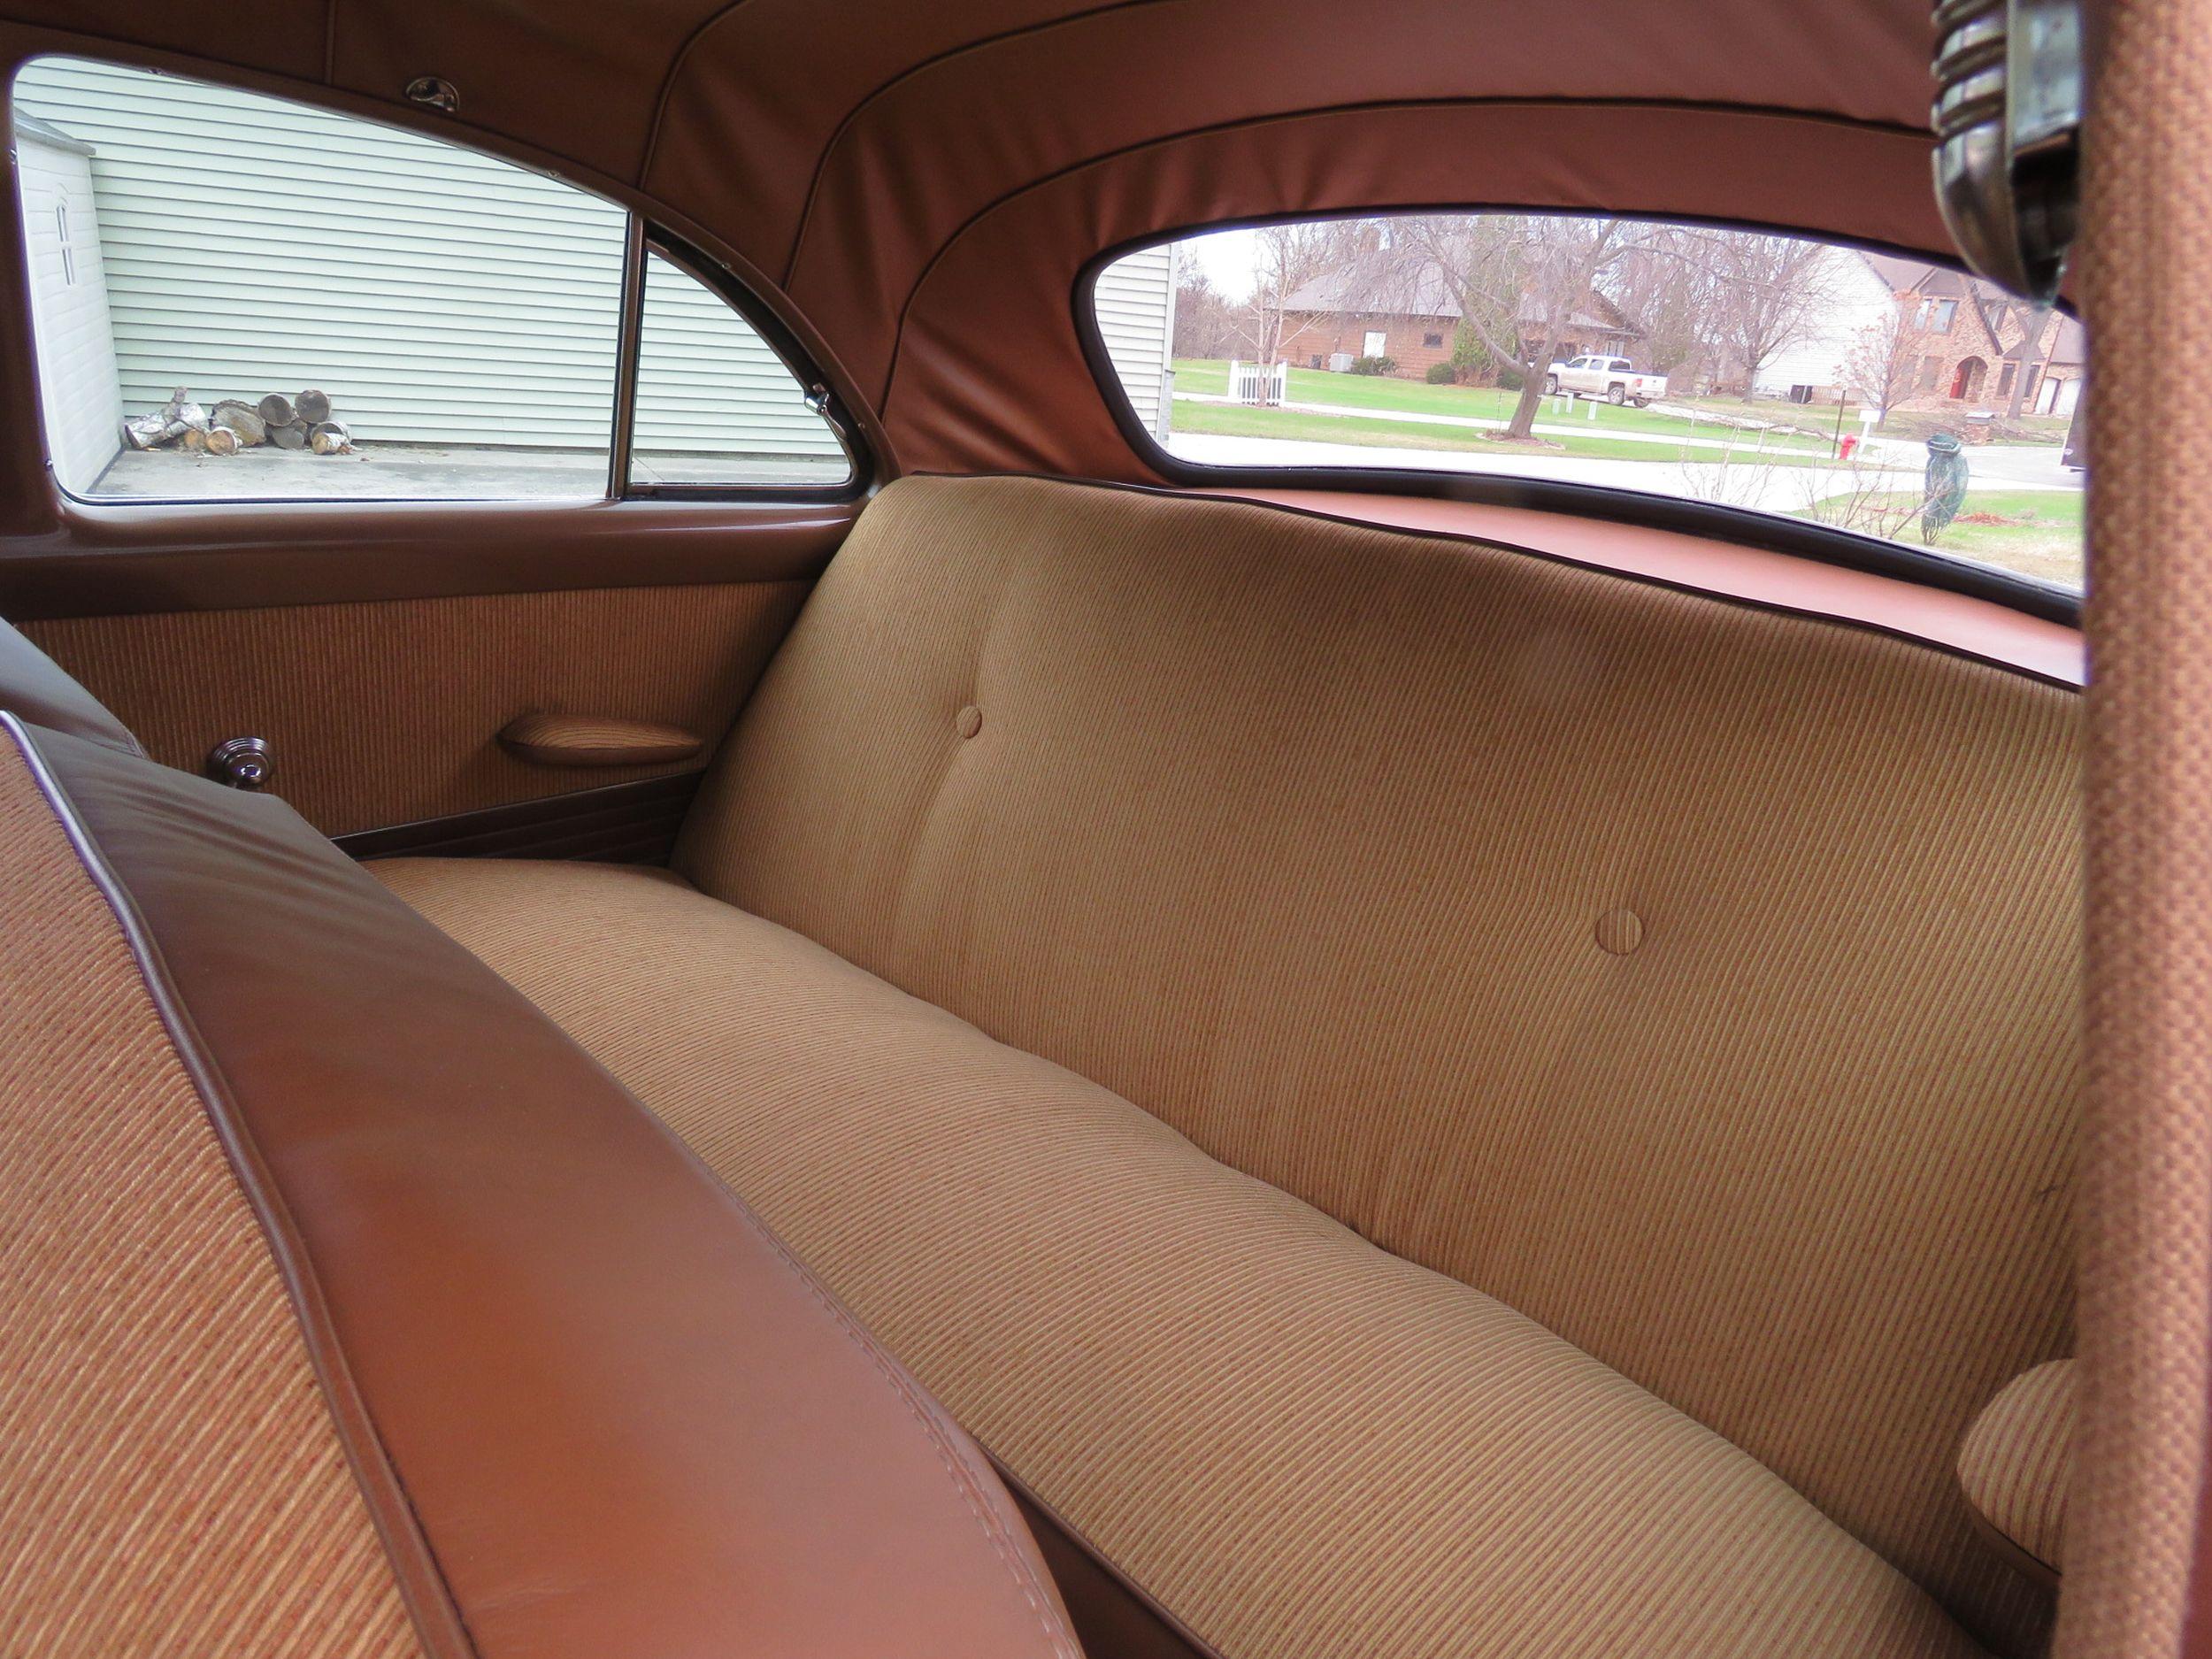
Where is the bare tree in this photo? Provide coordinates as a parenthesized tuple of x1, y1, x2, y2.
(1605, 225, 1733, 384)
(1231, 220, 1364, 368)
(1386, 214, 1644, 439)
(1700, 234, 1845, 394)
(1842, 308, 1915, 431)
(1171, 257, 1236, 360)
(1961, 283, 2057, 420)
(2002, 305, 2056, 420)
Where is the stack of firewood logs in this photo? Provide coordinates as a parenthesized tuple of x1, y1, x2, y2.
(123, 388, 354, 457)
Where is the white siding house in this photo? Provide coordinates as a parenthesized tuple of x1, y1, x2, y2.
(1094, 242, 1176, 436)
(10, 57, 842, 470)
(15, 112, 122, 495)
(1750, 249, 1899, 403)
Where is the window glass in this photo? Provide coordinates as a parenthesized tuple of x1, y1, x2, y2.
(628, 251, 849, 488)
(12, 55, 629, 501)
(1095, 213, 2086, 590)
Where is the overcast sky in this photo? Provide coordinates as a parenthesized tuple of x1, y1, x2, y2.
(1179, 227, 1262, 299)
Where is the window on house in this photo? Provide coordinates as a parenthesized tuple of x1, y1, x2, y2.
(1091, 211, 2085, 590)
(53, 200, 74, 286)
(1423, 332, 1445, 349)
(12, 55, 849, 504)
(1917, 297, 1959, 334)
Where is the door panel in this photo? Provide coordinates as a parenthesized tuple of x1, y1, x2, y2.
(22, 580, 808, 837)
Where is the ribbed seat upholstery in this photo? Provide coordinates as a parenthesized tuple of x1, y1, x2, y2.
(375, 855, 1985, 1659)
(376, 476, 2082, 1659)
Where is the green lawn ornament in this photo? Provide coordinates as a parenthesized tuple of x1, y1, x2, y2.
(1922, 431, 1968, 543)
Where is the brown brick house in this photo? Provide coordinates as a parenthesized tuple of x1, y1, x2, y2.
(1863, 253, 2083, 417)
(1273, 266, 1640, 381)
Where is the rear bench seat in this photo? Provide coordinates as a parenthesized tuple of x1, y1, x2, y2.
(373, 476, 2081, 1659)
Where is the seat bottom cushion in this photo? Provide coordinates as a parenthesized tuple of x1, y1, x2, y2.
(372, 856, 1985, 1659)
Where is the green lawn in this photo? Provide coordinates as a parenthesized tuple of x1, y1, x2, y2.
(1795, 488, 2084, 585)
(1171, 358, 1831, 452)
(1171, 398, 1839, 467)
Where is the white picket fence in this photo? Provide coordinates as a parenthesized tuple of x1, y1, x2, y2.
(1226, 359, 1289, 407)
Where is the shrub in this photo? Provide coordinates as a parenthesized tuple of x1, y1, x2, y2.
(1348, 355, 1397, 376)
(1450, 322, 1494, 381)
(1496, 365, 1525, 393)
(1425, 363, 1458, 385)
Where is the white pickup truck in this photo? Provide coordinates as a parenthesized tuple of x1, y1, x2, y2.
(1543, 355, 1668, 407)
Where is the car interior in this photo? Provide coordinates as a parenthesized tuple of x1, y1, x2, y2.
(0, 3, 2204, 1657)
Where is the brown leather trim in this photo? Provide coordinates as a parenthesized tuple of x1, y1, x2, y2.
(0, 498, 853, 620)
(4, 713, 472, 1659)
(12, 716, 1079, 1659)
(996, 1465, 1222, 1659)
(0, 615, 145, 754)
(334, 773, 703, 864)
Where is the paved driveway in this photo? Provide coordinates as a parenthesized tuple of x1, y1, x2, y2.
(86, 444, 846, 501)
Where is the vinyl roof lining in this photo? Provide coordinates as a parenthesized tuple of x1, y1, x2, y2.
(873, 102, 1947, 475)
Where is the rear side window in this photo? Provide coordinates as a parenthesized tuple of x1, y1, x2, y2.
(1091, 213, 2085, 590)
(11, 56, 850, 503)
(629, 250, 849, 488)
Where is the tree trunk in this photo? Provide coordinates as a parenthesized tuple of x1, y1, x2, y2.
(1503, 327, 1557, 440)
(2006, 311, 2047, 420)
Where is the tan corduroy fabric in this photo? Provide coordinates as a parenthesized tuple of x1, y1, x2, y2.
(0, 735, 422, 1659)
(23, 581, 804, 836)
(2062, 0, 2212, 1652)
(1960, 1360, 2075, 1577)
(375, 854, 1988, 1659)
(672, 475, 2078, 1654)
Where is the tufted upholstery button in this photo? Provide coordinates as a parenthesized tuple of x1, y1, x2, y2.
(1594, 908, 1644, 956)
(955, 703, 984, 740)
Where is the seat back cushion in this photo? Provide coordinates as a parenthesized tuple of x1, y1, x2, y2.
(677, 474, 2080, 1644)
(0, 726, 423, 1659)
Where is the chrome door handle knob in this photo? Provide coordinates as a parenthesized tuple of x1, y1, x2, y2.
(206, 736, 273, 790)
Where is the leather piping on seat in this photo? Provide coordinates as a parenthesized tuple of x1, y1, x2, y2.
(1, 712, 472, 1659)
